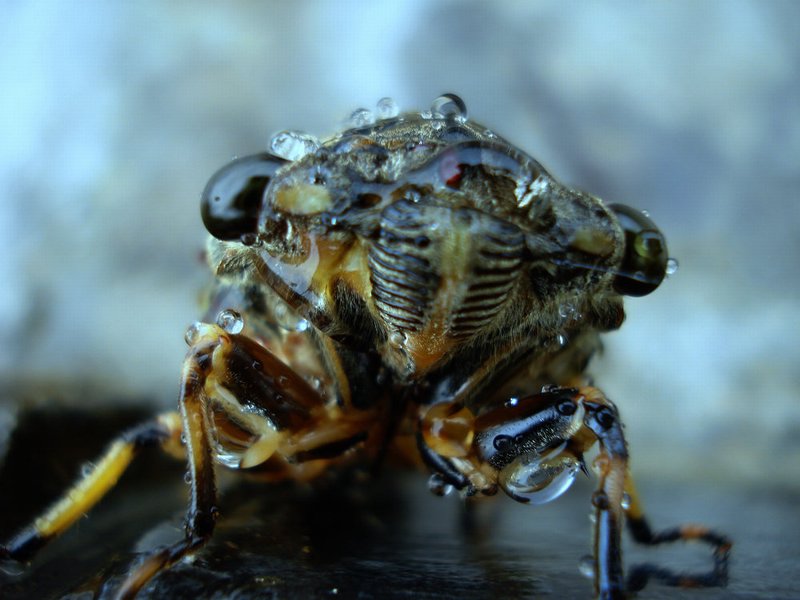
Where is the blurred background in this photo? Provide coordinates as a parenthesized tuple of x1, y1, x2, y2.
(1, 1, 798, 491)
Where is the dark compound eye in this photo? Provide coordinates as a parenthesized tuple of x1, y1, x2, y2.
(201, 153, 287, 241)
(609, 204, 669, 297)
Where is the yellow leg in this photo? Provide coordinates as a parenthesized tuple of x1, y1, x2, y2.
(1, 412, 182, 561)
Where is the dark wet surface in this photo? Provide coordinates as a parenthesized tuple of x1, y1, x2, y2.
(0, 404, 798, 600)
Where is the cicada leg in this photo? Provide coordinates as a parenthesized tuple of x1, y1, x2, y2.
(622, 476, 731, 592)
(580, 387, 731, 599)
(111, 346, 218, 600)
(114, 319, 380, 598)
(0, 412, 183, 562)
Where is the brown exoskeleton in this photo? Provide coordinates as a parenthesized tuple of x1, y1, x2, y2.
(1, 95, 730, 599)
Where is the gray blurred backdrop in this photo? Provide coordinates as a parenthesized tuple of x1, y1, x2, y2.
(1, 1, 798, 490)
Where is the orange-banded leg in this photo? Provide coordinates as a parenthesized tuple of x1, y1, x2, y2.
(0, 411, 183, 562)
(579, 387, 731, 599)
(418, 387, 730, 600)
(622, 477, 731, 592)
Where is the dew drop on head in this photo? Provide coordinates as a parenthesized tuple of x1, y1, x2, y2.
(269, 130, 320, 161)
(348, 107, 375, 128)
(430, 93, 468, 122)
(376, 97, 399, 119)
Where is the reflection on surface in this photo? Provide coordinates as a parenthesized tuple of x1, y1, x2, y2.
(0, 404, 797, 599)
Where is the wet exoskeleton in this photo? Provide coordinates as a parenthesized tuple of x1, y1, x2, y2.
(1, 95, 730, 599)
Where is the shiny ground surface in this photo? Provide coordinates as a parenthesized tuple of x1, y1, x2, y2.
(0, 403, 797, 600)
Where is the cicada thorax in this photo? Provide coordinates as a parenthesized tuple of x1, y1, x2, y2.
(368, 197, 524, 374)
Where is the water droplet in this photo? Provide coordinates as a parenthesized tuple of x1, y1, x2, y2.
(307, 376, 324, 391)
(419, 110, 433, 119)
(541, 384, 559, 393)
(640, 209, 650, 218)
(376, 97, 399, 119)
(588, 512, 597, 524)
(484, 129, 497, 139)
(556, 333, 568, 347)
(505, 396, 519, 407)
(184, 471, 192, 484)
(184, 322, 203, 346)
(295, 319, 310, 332)
(427, 473, 454, 497)
(330, 588, 339, 595)
(592, 491, 610, 509)
(277, 375, 289, 386)
(348, 107, 375, 128)
(621, 492, 632, 510)
(216, 309, 244, 334)
(389, 331, 407, 346)
(269, 130, 320, 161)
(0, 558, 26, 576)
(558, 302, 577, 320)
(578, 555, 595, 579)
(499, 446, 581, 505)
(430, 93, 468, 121)
(666, 257, 679, 275)
(80, 462, 95, 477)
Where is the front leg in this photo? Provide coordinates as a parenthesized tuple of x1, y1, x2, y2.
(116, 316, 379, 597)
(112, 329, 221, 600)
(419, 387, 731, 599)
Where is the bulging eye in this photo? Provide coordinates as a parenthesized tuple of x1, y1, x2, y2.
(498, 444, 581, 505)
(201, 153, 287, 241)
(609, 204, 668, 297)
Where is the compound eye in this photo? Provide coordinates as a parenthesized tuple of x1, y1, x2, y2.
(201, 153, 287, 241)
(609, 204, 668, 297)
